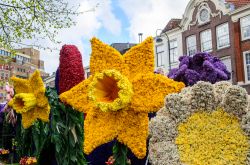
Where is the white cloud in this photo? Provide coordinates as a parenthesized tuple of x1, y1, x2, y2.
(34, 0, 189, 74)
(118, 0, 189, 42)
(38, 0, 122, 74)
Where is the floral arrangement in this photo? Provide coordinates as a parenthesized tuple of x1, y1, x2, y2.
(58, 45, 85, 94)
(19, 156, 37, 165)
(0, 149, 9, 155)
(60, 37, 185, 159)
(8, 70, 50, 128)
(149, 81, 250, 164)
(168, 52, 231, 86)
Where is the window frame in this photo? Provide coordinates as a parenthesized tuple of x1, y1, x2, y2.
(241, 15, 250, 41)
(156, 45, 164, 67)
(186, 35, 197, 56)
(243, 51, 250, 83)
(216, 23, 230, 50)
(169, 39, 178, 63)
(200, 29, 212, 52)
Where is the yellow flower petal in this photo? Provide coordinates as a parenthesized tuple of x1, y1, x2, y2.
(131, 73, 185, 112)
(90, 37, 129, 76)
(60, 78, 93, 113)
(124, 37, 154, 80)
(84, 107, 119, 155)
(117, 110, 148, 159)
(11, 77, 31, 93)
(36, 106, 50, 122)
(29, 70, 45, 93)
(21, 110, 36, 129)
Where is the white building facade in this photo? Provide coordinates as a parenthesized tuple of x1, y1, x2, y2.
(154, 20, 183, 74)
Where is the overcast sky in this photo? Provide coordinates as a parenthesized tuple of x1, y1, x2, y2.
(39, 0, 190, 74)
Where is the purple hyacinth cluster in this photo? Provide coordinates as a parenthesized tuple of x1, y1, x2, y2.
(168, 52, 231, 86)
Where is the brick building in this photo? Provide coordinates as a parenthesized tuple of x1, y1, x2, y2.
(231, 3, 250, 91)
(155, 0, 250, 92)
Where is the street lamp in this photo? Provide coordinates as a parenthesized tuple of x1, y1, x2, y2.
(138, 33, 143, 43)
(155, 29, 171, 72)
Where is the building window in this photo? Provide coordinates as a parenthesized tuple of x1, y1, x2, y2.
(220, 56, 232, 82)
(216, 23, 230, 49)
(244, 51, 250, 82)
(186, 35, 197, 56)
(200, 29, 212, 52)
(156, 45, 164, 67)
(169, 39, 178, 63)
(241, 15, 250, 40)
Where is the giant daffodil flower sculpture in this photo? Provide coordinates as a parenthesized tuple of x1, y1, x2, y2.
(8, 70, 50, 129)
(60, 37, 185, 158)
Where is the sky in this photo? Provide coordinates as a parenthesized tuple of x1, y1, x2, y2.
(39, 0, 190, 74)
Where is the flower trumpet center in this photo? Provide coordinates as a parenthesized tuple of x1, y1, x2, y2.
(95, 75, 119, 103)
(12, 93, 37, 113)
(88, 70, 133, 112)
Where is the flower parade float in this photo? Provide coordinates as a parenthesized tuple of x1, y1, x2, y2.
(47, 44, 87, 165)
(6, 44, 88, 164)
(149, 81, 250, 165)
(59, 37, 185, 164)
(168, 52, 231, 86)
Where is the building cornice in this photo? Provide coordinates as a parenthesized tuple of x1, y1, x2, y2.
(230, 4, 250, 22)
(230, 4, 250, 15)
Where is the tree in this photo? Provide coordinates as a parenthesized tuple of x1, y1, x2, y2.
(0, 0, 97, 50)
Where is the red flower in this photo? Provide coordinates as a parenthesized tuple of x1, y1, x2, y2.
(59, 45, 85, 94)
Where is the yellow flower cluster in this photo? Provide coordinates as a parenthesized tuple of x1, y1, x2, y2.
(176, 108, 249, 164)
(20, 156, 37, 165)
(0, 149, 9, 155)
(8, 70, 50, 129)
(60, 37, 184, 158)
(88, 69, 133, 112)
(26, 157, 37, 165)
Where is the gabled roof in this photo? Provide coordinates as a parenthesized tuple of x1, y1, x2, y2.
(161, 19, 182, 34)
(110, 43, 137, 54)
